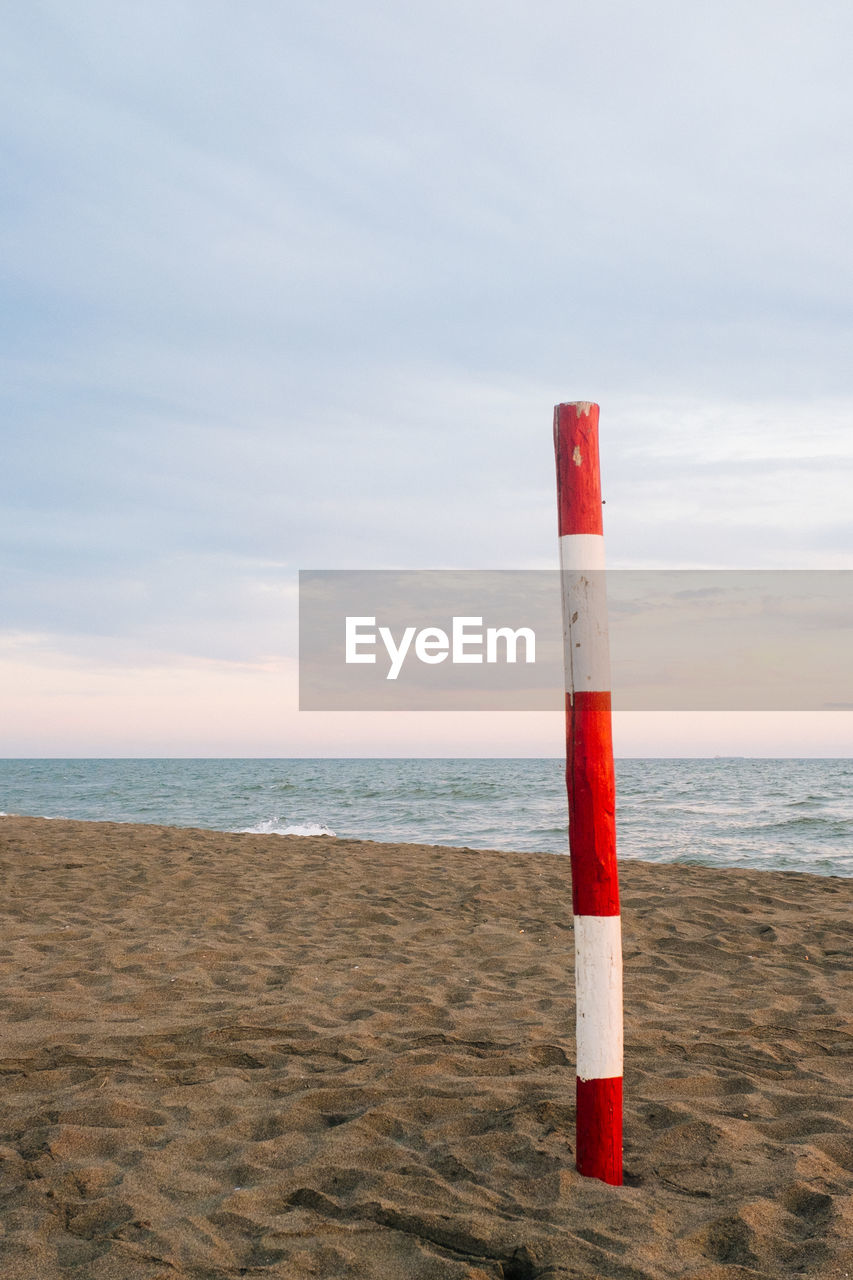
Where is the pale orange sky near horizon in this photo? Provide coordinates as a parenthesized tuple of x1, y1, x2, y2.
(2, 647, 851, 758)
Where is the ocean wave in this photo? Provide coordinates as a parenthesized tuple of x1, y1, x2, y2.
(235, 818, 337, 837)
(756, 815, 850, 836)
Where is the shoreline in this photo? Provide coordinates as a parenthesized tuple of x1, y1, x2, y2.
(3, 811, 850, 882)
(1, 816, 851, 1278)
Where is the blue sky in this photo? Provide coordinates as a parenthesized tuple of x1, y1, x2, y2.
(2, 0, 852, 755)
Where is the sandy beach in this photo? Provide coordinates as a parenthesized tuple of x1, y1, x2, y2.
(0, 816, 851, 1279)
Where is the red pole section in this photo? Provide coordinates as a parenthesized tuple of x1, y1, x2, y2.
(553, 401, 623, 1186)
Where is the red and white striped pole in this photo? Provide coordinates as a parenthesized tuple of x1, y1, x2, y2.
(554, 401, 623, 1186)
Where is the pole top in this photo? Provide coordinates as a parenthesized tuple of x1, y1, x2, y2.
(555, 401, 598, 416)
(554, 401, 603, 537)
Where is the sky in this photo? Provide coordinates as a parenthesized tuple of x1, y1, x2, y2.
(2, 0, 852, 757)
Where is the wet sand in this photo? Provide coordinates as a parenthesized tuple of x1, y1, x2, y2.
(0, 815, 851, 1279)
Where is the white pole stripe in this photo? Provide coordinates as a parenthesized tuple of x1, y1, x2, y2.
(560, 568, 612, 694)
(574, 914, 624, 1080)
(558, 533, 607, 571)
(558, 535, 611, 693)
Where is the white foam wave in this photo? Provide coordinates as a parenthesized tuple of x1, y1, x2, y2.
(236, 819, 337, 837)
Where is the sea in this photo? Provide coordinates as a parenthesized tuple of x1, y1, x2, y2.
(0, 758, 850, 878)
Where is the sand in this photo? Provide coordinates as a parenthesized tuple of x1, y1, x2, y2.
(0, 816, 851, 1280)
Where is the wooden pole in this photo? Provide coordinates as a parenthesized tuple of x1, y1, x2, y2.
(554, 401, 623, 1185)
